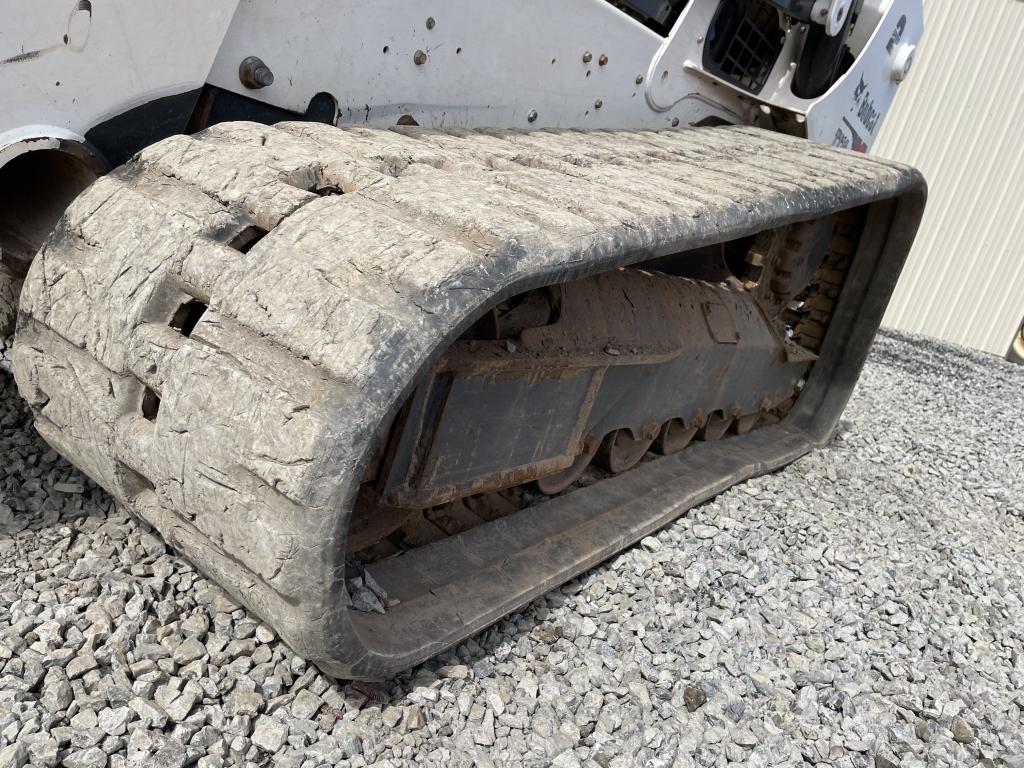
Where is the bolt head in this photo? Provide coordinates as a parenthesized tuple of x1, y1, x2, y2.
(671, 117, 680, 127)
(527, 109, 538, 123)
(812, 0, 852, 36)
(425, 16, 435, 29)
(239, 56, 274, 89)
(255, 67, 273, 88)
(891, 44, 916, 82)
(635, 74, 644, 85)
(594, 99, 603, 109)
(414, 50, 427, 65)
(598, 54, 608, 66)
(582, 51, 593, 63)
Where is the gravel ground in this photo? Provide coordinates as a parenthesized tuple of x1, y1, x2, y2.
(1, 329, 1023, 768)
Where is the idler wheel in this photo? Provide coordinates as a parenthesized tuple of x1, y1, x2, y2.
(535, 435, 601, 495)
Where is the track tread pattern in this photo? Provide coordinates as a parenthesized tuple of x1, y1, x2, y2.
(12, 123, 922, 677)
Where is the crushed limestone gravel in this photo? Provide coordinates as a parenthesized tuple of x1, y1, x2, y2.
(1, 329, 1022, 768)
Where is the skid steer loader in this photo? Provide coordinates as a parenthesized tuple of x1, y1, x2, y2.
(0, 0, 926, 679)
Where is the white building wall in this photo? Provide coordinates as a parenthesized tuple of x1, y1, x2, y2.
(872, 0, 1024, 355)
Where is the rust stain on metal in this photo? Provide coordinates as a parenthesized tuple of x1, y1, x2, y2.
(388, 452, 579, 509)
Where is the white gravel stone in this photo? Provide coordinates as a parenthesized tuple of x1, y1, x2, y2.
(475, 709, 496, 746)
(0, 743, 26, 768)
(171, 637, 205, 665)
(97, 707, 130, 737)
(62, 747, 106, 768)
(65, 653, 98, 679)
(39, 669, 73, 713)
(401, 704, 426, 733)
(250, 715, 288, 753)
(290, 688, 322, 720)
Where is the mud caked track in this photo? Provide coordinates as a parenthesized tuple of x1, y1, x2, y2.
(12, 122, 924, 678)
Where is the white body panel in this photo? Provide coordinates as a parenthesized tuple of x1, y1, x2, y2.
(797, 0, 922, 148)
(649, 0, 921, 147)
(206, 0, 921, 151)
(0, 0, 922, 168)
(0, 0, 238, 163)
(207, 0, 755, 130)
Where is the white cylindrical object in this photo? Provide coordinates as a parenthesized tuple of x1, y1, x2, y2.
(811, 0, 853, 36)
(891, 44, 917, 83)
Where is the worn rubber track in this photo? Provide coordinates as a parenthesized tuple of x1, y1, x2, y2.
(12, 122, 925, 679)
(0, 263, 20, 336)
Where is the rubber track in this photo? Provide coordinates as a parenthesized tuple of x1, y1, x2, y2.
(0, 263, 20, 335)
(13, 122, 925, 678)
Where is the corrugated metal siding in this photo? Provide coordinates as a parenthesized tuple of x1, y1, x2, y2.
(872, 0, 1024, 355)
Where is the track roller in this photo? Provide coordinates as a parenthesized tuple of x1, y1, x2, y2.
(596, 427, 658, 473)
(732, 412, 761, 435)
(653, 418, 700, 455)
(698, 411, 732, 441)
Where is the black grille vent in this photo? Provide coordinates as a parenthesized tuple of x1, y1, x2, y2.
(703, 0, 785, 94)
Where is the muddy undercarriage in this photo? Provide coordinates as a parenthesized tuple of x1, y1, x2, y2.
(350, 210, 859, 561)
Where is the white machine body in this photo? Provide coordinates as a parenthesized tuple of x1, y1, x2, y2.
(0, 0, 922, 242)
(1, 1, 921, 165)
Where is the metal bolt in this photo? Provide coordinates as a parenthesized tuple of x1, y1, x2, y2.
(594, 99, 603, 109)
(598, 54, 608, 66)
(582, 51, 593, 63)
(426, 16, 435, 29)
(414, 50, 427, 65)
(238, 56, 274, 89)
(635, 74, 644, 85)
(671, 117, 680, 127)
(527, 109, 538, 123)
(891, 44, 917, 83)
